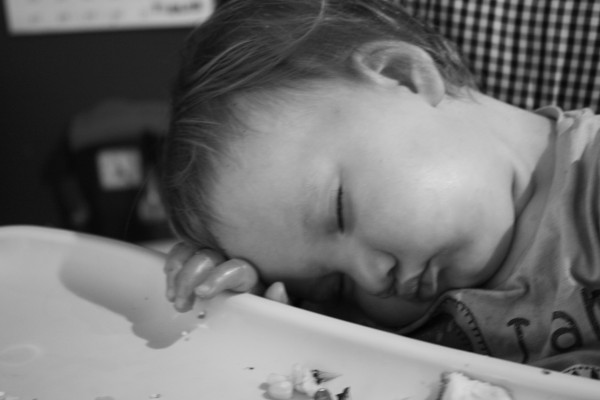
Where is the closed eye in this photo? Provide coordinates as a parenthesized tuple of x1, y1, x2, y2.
(336, 185, 345, 232)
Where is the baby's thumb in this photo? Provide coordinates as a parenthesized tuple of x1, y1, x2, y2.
(264, 282, 290, 304)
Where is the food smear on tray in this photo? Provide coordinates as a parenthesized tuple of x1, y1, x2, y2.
(264, 365, 514, 400)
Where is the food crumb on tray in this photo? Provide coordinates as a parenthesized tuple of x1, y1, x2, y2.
(438, 372, 513, 400)
(0, 391, 20, 400)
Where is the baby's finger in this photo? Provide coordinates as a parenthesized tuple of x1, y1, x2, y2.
(194, 258, 259, 298)
(164, 242, 196, 302)
(173, 249, 225, 312)
(264, 281, 290, 304)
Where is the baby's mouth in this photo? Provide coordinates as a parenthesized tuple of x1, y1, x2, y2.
(375, 282, 397, 298)
(394, 273, 420, 301)
(417, 262, 439, 301)
(393, 262, 439, 302)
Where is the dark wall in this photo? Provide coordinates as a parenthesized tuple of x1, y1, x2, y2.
(0, 5, 188, 229)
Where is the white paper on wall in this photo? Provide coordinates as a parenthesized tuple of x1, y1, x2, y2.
(3, 0, 214, 35)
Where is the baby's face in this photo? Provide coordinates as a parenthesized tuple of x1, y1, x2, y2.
(211, 81, 516, 326)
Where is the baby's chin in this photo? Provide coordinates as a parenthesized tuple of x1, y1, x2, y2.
(355, 290, 434, 328)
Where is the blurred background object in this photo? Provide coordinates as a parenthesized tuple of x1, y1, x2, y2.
(0, 1, 214, 244)
(55, 99, 171, 242)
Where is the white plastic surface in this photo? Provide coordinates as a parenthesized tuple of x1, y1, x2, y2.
(1, 225, 599, 399)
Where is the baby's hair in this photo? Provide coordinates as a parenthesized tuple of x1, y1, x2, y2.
(161, 0, 476, 250)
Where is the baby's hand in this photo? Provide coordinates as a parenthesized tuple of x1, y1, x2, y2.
(164, 242, 289, 312)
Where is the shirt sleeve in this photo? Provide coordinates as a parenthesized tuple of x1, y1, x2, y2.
(564, 114, 600, 289)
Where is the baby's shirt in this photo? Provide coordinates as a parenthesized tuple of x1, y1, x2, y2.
(400, 107, 600, 379)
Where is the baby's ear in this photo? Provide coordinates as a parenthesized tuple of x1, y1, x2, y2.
(352, 40, 445, 106)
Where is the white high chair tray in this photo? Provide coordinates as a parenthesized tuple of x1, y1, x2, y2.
(1, 226, 599, 400)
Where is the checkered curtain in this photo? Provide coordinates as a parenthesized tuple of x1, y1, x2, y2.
(401, 0, 600, 112)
